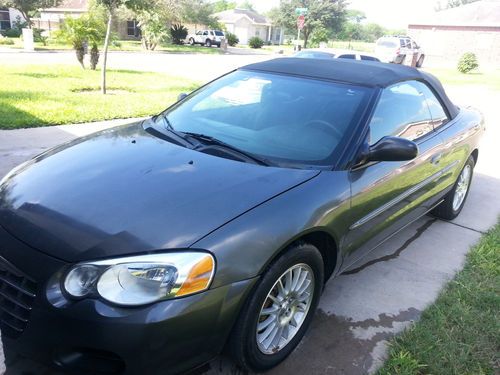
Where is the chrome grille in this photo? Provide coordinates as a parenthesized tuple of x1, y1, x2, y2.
(0, 257, 37, 338)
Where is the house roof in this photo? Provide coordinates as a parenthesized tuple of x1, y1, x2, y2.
(240, 58, 458, 118)
(42, 0, 88, 12)
(409, 0, 500, 27)
(213, 8, 270, 25)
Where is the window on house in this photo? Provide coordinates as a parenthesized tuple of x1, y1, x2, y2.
(0, 9, 10, 30)
(127, 20, 140, 37)
(255, 30, 260, 37)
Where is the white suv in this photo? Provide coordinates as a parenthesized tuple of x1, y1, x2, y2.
(187, 30, 225, 48)
(375, 36, 425, 67)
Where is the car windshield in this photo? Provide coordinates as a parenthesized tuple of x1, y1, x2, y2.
(294, 51, 335, 59)
(156, 70, 372, 167)
(214, 31, 224, 36)
(377, 40, 398, 48)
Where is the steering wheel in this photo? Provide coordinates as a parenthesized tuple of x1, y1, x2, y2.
(305, 120, 343, 139)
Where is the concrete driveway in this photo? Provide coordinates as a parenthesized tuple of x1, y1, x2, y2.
(0, 85, 498, 374)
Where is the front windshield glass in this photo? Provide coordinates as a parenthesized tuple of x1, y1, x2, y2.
(158, 70, 372, 167)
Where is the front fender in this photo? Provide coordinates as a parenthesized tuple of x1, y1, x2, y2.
(192, 171, 352, 288)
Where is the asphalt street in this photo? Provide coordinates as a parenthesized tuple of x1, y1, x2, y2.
(0, 55, 498, 374)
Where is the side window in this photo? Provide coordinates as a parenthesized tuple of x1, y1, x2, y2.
(196, 31, 202, 35)
(337, 54, 356, 59)
(415, 82, 449, 128)
(203, 31, 208, 36)
(369, 81, 434, 144)
(361, 55, 377, 61)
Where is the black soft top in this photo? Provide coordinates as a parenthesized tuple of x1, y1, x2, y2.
(240, 58, 458, 118)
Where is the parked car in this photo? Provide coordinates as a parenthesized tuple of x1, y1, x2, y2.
(375, 36, 425, 67)
(294, 48, 380, 62)
(187, 29, 225, 47)
(0, 58, 483, 374)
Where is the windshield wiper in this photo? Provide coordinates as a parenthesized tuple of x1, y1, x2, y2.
(150, 114, 196, 148)
(183, 132, 273, 166)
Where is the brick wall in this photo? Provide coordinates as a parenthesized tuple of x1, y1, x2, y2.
(408, 25, 500, 66)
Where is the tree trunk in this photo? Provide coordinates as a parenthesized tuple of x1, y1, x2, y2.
(75, 45, 85, 69)
(90, 44, 99, 70)
(303, 28, 309, 48)
(19, 10, 31, 28)
(101, 11, 113, 95)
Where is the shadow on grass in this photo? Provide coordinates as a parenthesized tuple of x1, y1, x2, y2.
(13, 72, 75, 79)
(0, 102, 45, 130)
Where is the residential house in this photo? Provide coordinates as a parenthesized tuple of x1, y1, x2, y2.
(32, 0, 140, 39)
(0, 8, 26, 32)
(408, 0, 500, 65)
(213, 8, 283, 45)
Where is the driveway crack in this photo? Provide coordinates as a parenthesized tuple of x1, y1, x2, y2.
(444, 220, 485, 234)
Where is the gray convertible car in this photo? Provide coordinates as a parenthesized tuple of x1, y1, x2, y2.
(0, 58, 483, 374)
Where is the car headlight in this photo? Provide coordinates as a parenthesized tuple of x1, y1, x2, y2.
(63, 252, 215, 306)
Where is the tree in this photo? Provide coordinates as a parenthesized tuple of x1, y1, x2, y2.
(273, 0, 347, 48)
(238, 0, 255, 11)
(435, 0, 479, 10)
(212, 0, 236, 12)
(346, 9, 365, 23)
(179, 0, 218, 28)
(0, 0, 62, 27)
(95, 0, 132, 93)
(363, 22, 384, 42)
(136, 11, 168, 50)
(57, 13, 106, 69)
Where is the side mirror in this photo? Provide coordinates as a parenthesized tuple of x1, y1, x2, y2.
(177, 93, 188, 101)
(356, 136, 418, 166)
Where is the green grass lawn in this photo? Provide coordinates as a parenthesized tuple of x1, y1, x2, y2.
(424, 67, 500, 91)
(378, 221, 500, 375)
(0, 64, 200, 129)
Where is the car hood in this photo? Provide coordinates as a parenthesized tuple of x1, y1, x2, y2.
(0, 122, 319, 262)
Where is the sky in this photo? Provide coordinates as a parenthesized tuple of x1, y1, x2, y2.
(251, 0, 439, 29)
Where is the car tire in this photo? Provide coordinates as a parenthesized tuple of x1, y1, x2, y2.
(205, 39, 212, 47)
(416, 55, 425, 68)
(189, 38, 195, 46)
(228, 243, 324, 372)
(432, 155, 475, 220)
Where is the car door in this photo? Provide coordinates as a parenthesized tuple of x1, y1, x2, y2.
(194, 31, 202, 43)
(341, 80, 445, 268)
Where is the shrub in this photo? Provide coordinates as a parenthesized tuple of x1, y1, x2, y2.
(225, 32, 239, 46)
(0, 36, 15, 45)
(170, 24, 188, 45)
(33, 28, 48, 45)
(248, 36, 264, 49)
(457, 52, 479, 74)
(3, 28, 21, 38)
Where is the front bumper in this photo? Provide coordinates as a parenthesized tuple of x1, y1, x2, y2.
(0, 225, 257, 374)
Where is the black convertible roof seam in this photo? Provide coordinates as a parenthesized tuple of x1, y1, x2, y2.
(240, 58, 458, 118)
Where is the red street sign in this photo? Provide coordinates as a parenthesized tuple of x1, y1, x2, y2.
(297, 15, 305, 30)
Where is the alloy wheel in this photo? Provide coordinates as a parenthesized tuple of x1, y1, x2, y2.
(452, 164, 472, 211)
(256, 263, 315, 355)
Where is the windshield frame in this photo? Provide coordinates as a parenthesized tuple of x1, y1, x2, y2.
(153, 70, 375, 170)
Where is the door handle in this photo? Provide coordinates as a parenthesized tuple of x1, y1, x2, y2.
(431, 153, 442, 165)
